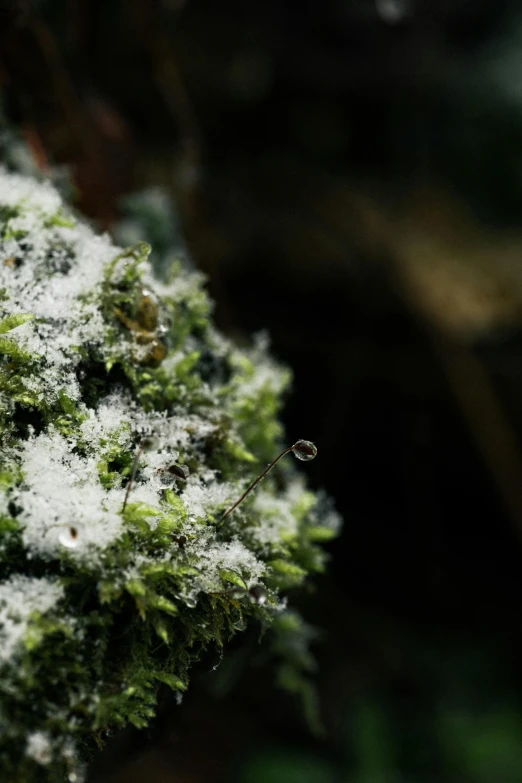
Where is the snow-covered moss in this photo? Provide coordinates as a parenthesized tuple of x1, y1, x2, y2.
(0, 169, 340, 782)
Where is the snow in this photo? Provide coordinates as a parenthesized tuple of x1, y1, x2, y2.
(0, 170, 119, 405)
(0, 170, 62, 216)
(26, 731, 53, 765)
(252, 478, 305, 546)
(78, 393, 135, 447)
(186, 534, 265, 593)
(180, 474, 236, 520)
(231, 355, 288, 399)
(0, 575, 64, 666)
(13, 432, 124, 559)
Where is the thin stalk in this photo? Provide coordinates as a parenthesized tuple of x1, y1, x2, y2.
(122, 445, 143, 512)
(221, 446, 293, 520)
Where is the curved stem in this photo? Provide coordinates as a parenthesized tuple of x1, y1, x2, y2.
(122, 445, 143, 512)
(221, 446, 293, 521)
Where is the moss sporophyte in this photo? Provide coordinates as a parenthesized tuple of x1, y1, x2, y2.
(0, 169, 340, 781)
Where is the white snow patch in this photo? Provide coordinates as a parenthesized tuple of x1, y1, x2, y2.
(189, 537, 265, 592)
(78, 394, 135, 450)
(0, 168, 125, 404)
(252, 478, 306, 545)
(0, 169, 62, 216)
(14, 432, 124, 559)
(0, 575, 63, 665)
(26, 731, 53, 765)
(180, 476, 236, 520)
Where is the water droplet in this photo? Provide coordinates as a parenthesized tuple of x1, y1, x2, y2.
(58, 526, 80, 549)
(291, 439, 318, 461)
(183, 593, 198, 609)
(375, 0, 408, 24)
(168, 463, 189, 481)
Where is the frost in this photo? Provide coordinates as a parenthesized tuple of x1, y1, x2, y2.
(78, 393, 136, 449)
(134, 412, 218, 449)
(180, 476, 236, 520)
(310, 498, 342, 537)
(252, 478, 306, 545)
(189, 537, 265, 592)
(0, 170, 120, 405)
(0, 575, 63, 665)
(14, 433, 124, 560)
(26, 732, 53, 766)
(0, 170, 62, 216)
(232, 355, 288, 399)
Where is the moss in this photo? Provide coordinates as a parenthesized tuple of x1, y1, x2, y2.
(0, 169, 340, 782)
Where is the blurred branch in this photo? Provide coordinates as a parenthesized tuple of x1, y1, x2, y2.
(351, 188, 522, 542)
(434, 335, 522, 543)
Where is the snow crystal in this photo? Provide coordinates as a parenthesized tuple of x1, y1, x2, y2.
(191, 537, 265, 592)
(26, 731, 53, 765)
(180, 475, 236, 520)
(14, 432, 124, 559)
(0, 575, 63, 665)
(78, 394, 135, 449)
(0, 169, 123, 405)
(133, 412, 218, 449)
(143, 265, 207, 305)
(0, 169, 62, 216)
(229, 343, 289, 401)
(252, 478, 305, 546)
(252, 481, 341, 547)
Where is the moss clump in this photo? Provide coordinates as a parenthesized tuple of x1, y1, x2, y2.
(0, 169, 340, 782)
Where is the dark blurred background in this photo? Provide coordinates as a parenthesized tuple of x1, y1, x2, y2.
(4, 1, 522, 780)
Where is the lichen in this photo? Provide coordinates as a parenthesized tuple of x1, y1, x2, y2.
(0, 168, 340, 782)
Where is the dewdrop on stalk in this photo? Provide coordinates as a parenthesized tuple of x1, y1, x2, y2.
(291, 439, 318, 462)
(123, 438, 317, 513)
(221, 439, 318, 520)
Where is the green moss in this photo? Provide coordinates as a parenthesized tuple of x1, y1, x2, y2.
(0, 170, 340, 782)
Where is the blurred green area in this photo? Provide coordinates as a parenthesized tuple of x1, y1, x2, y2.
(4, 1, 522, 781)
